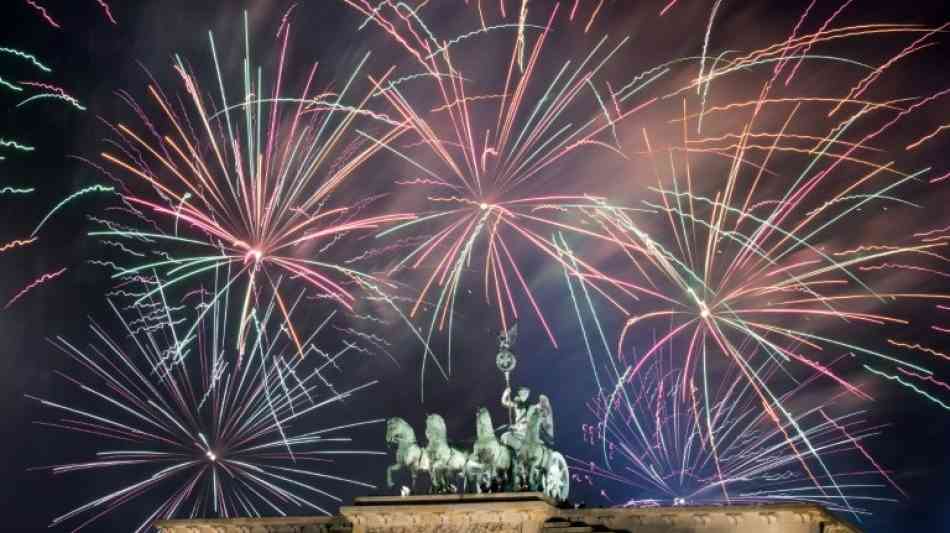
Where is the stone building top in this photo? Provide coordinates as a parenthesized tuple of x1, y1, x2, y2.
(155, 492, 863, 533)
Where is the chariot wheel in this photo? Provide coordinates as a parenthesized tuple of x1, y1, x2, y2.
(543, 451, 570, 502)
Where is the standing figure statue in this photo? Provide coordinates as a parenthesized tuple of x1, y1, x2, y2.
(500, 387, 554, 450)
(499, 386, 530, 449)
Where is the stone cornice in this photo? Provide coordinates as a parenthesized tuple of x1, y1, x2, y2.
(155, 515, 345, 533)
(564, 502, 862, 533)
(155, 495, 863, 533)
(341, 492, 556, 532)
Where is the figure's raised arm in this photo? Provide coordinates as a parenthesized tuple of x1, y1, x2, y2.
(501, 387, 513, 408)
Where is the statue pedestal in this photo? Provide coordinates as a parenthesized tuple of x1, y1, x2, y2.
(340, 492, 560, 533)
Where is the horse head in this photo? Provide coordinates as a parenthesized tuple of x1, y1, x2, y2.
(425, 413, 447, 445)
(476, 407, 494, 439)
(386, 417, 415, 447)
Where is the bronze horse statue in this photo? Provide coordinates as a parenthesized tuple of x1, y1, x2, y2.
(467, 407, 512, 492)
(385, 417, 427, 489)
(423, 414, 469, 493)
(512, 403, 569, 499)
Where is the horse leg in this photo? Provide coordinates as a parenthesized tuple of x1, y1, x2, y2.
(513, 460, 524, 491)
(440, 469, 450, 494)
(470, 469, 481, 494)
(452, 470, 462, 493)
(386, 464, 399, 488)
(463, 457, 477, 494)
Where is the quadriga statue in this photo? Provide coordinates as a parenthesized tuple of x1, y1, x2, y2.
(383, 326, 570, 501)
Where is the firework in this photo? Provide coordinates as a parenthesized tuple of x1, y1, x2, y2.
(30, 273, 383, 532)
(551, 11, 950, 423)
(345, 1, 647, 389)
(534, 4, 950, 518)
(92, 12, 416, 355)
(571, 339, 900, 516)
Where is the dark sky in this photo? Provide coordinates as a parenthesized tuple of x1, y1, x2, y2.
(2, 1, 950, 531)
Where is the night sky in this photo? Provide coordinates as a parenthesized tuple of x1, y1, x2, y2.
(2, 1, 950, 531)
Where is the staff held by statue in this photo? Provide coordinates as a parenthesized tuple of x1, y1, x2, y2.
(496, 324, 518, 428)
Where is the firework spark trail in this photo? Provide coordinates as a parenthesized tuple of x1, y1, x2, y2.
(0, 138, 35, 152)
(515, 0, 528, 71)
(818, 409, 905, 498)
(0, 186, 34, 194)
(829, 22, 950, 117)
(928, 171, 950, 184)
(5, 267, 66, 309)
(784, 0, 855, 86)
(727, 88, 950, 278)
(17, 81, 76, 99)
(697, 0, 723, 98)
(0, 76, 22, 92)
(0, 46, 51, 72)
(743, 0, 818, 125)
(659, 0, 679, 17)
(0, 237, 37, 253)
(896, 367, 950, 393)
(669, 26, 939, 105)
(887, 339, 950, 362)
(859, 262, 950, 279)
(95, 0, 118, 24)
(864, 365, 950, 411)
(32, 184, 115, 237)
(277, 3, 298, 37)
(31, 276, 383, 532)
(24, 0, 60, 29)
(906, 123, 950, 150)
(17, 91, 86, 110)
(680, 97, 908, 120)
(584, 0, 604, 34)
